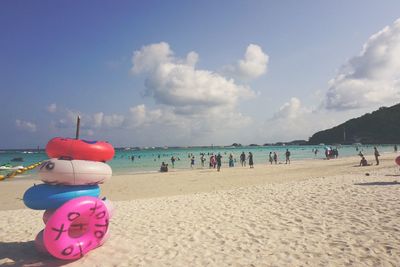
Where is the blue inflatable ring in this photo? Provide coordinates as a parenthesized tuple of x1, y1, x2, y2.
(23, 183, 100, 210)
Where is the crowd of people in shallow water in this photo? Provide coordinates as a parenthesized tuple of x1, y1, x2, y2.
(125, 145, 393, 172)
(156, 150, 293, 172)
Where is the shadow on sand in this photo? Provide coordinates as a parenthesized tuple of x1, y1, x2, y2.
(354, 181, 400, 186)
(0, 240, 75, 266)
(352, 165, 372, 167)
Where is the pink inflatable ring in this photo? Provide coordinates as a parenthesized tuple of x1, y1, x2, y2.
(43, 196, 109, 260)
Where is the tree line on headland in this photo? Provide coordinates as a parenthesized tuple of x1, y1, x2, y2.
(229, 103, 400, 147)
(308, 103, 400, 145)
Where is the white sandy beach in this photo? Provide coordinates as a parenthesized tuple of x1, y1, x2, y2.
(1, 154, 400, 266)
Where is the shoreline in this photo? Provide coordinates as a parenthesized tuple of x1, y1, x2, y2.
(1, 152, 398, 211)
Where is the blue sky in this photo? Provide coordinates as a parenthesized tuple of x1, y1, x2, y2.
(1, 1, 400, 148)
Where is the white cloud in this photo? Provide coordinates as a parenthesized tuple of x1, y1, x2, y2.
(47, 103, 253, 146)
(49, 107, 125, 135)
(15, 119, 37, 132)
(47, 103, 57, 113)
(272, 97, 310, 120)
(258, 97, 339, 142)
(132, 42, 173, 74)
(224, 44, 269, 81)
(237, 44, 269, 80)
(132, 42, 255, 111)
(128, 42, 255, 143)
(103, 114, 125, 128)
(260, 96, 377, 143)
(124, 104, 253, 143)
(127, 105, 162, 128)
(325, 18, 400, 110)
(92, 112, 104, 128)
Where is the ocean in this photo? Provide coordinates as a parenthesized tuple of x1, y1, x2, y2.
(0, 144, 396, 177)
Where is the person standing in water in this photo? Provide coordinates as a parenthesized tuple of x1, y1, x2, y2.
(170, 156, 175, 168)
(285, 149, 291, 164)
(240, 152, 246, 167)
(228, 153, 234, 167)
(374, 147, 380, 165)
(273, 152, 278, 164)
(216, 153, 222, 171)
(200, 154, 205, 167)
(190, 156, 195, 168)
(268, 152, 273, 165)
(210, 154, 216, 168)
(248, 152, 254, 168)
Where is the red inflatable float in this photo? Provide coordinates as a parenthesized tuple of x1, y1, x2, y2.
(395, 155, 400, 166)
(46, 137, 115, 162)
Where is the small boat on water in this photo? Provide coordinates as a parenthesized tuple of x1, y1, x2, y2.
(11, 157, 24, 162)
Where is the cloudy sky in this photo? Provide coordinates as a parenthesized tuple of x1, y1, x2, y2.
(1, 1, 400, 148)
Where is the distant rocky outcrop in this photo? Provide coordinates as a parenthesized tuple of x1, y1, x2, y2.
(230, 143, 242, 147)
(262, 140, 308, 146)
(308, 104, 400, 144)
(286, 140, 308, 145)
(248, 144, 260, 147)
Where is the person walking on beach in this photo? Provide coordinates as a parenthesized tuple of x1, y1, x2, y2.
(216, 153, 222, 171)
(285, 149, 291, 164)
(395, 144, 398, 153)
(248, 152, 254, 168)
(268, 152, 273, 164)
(374, 147, 380, 165)
(273, 152, 278, 164)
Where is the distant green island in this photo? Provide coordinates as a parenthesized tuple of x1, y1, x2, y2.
(308, 103, 400, 145)
(227, 103, 400, 147)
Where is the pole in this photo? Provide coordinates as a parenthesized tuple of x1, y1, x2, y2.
(75, 116, 81, 139)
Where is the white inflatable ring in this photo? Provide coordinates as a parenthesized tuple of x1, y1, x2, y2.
(39, 158, 112, 185)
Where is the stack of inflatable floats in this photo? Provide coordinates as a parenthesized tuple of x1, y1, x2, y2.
(23, 137, 115, 260)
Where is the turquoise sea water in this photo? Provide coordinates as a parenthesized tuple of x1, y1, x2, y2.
(0, 144, 396, 176)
